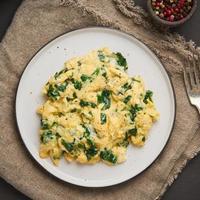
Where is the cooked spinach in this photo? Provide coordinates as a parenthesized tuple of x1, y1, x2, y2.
(102, 72, 107, 79)
(100, 149, 117, 164)
(77, 143, 85, 149)
(127, 128, 137, 136)
(97, 89, 111, 110)
(89, 102, 97, 108)
(123, 95, 132, 104)
(47, 81, 68, 100)
(92, 68, 100, 76)
(85, 138, 98, 160)
(132, 77, 141, 83)
(80, 100, 96, 108)
(47, 85, 60, 100)
(143, 90, 153, 104)
(61, 139, 74, 152)
(41, 119, 49, 129)
(142, 136, 146, 142)
(100, 67, 108, 80)
(98, 51, 105, 62)
(115, 52, 127, 70)
(79, 100, 90, 107)
(54, 68, 68, 79)
(82, 125, 91, 137)
(40, 130, 55, 144)
(56, 81, 68, 92)
(73, 80, 82, 90)
(81, 74, 91, 82)
(66, 92, 77, 101)
(118, 133, 129, 147)
(100, 113, 107, 124)
(51, 122, 58, 127)
(129, 104, 143, 121)
(122, 82, 132, 93)
(119, 140, 129, 148)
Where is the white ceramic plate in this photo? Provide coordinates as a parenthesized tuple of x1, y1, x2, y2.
(16, 27, 175, 187)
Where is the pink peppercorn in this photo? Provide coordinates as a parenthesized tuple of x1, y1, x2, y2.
(151, 0, 193, 22)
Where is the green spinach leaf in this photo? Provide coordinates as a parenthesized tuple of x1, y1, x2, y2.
(98, 51, 105, 62)
(40, 130, 55, 144)
(123, 95, 132, 104)
(100, 113, 107, 124)
(61, 139, 74, 152)
(73, 80, 82, 90)
(129, 104, 143, 121)
(47, 85, 60, 100)
(92, 68, 100, 76)
(82, 125, 91, 137)
(85, 139, 98, 160)
(97, 89, 111, 110)
(41, 119, 49, 129)
(56, 81, 68, 92)
(54, 68, 68, 79)
(127, 128, 137, 136)
(81, 74, 91, 82)
(80, 100, 96, 108)
(122, 82, 132, 93)
(143, 90, 153, 104)
(132, 77, 141, 83)
(66, 92, 77, 101)
(100, 149, 117, 164)
(115, 52, 127, 70)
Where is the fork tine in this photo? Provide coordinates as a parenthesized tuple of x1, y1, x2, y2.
(185, 62, 196, 89)
(196, 54, 200, 83)
(183, 55, 200, 112)
(183, 67, 192, 93)
(192, 54, 200, 86)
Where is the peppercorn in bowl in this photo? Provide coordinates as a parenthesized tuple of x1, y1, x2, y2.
(147, 0, 197, 27)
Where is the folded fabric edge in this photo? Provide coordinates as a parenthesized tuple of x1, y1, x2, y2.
(155, 123, 200, 200)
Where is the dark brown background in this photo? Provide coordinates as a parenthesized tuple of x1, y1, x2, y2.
(0, 0, 199, 199)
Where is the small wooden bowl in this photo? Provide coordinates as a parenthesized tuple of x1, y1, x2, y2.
(147, 0, 197, 27)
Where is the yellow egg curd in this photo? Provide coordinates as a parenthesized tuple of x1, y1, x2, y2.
(37, 47, 159, 166)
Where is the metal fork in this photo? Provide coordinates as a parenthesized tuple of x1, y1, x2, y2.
(183, 54, 200, 113)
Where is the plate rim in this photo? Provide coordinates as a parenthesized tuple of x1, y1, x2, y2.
(15, 26, 177, 187)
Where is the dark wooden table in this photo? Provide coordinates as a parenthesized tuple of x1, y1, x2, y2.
(0, 0, 200, 199)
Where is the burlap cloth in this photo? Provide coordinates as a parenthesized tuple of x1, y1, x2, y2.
(1, 0, 200, 199)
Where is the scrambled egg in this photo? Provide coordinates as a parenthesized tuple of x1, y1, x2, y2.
(37, 48, 159, 166)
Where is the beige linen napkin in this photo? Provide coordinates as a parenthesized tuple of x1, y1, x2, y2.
(0, 0, 200, 199)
